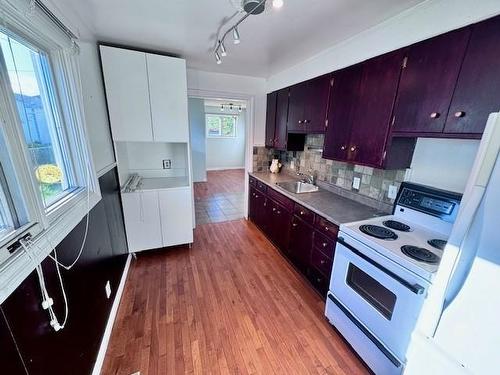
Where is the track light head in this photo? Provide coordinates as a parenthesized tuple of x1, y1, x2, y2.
(233, 27, 241, 44)
(215, 51, 222, 64)
(219, 40, 227, 57)
(272, 0, 284, 9)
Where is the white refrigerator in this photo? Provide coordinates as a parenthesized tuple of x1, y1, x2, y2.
(405, 112, 500, 374)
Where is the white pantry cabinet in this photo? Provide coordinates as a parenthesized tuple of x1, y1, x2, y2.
(146, 54, 189, 142)
(121, 191, 163, 252)
(100, 47, 152, 142)
(158, 188, 193, 246)
(100, 45, 189, 142)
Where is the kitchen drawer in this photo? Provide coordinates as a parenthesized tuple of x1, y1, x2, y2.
(311, 247, 333, 278)
(294, 203, 315, 224)
(314, 232, 335, 259)
(315, 216, 338, 240)
(256, 180, 268, 193)
(267, 188, 294, 212)
(249, 176, 256, 186)
(307, 266, 329, 297)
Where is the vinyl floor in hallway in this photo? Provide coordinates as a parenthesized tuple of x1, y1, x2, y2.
(101, 220, 368, 375)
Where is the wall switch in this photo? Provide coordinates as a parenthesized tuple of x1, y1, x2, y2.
(352, 177, 361, 190)
(388, 185, 398, 199)
(162, 159, 172, 169)
(105, 281, 111, 299)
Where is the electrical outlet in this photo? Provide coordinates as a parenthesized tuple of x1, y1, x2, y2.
(162, 159, 172, 169)
(105, 281, 111, 299)
(352, 177, 361, 190)
(388, 185, 398, 199)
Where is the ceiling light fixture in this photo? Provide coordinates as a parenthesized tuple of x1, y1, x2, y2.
(219, 40, 227, 56)
(213, 0, 278, 64)
(232, 27, 241, 44)
(272, 0, 283, 8)
(215, 51, 222, 64)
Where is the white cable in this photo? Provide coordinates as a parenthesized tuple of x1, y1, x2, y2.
(47, 160, 91, 270)
(52, 248, 68, 328)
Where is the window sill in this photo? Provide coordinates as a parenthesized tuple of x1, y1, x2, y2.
(0, 189, 101, 304)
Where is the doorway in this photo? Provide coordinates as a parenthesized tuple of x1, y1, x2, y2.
(188, 97, 248, 225)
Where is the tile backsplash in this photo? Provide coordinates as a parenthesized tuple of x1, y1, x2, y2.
(253, 135, 408, 212)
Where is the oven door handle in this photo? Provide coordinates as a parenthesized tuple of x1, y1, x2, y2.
(338, 237, 425, 295)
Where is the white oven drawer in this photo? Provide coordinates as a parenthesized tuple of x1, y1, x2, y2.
(330, 234, 429, 361)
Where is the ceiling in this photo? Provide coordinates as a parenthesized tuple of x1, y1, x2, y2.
(69, 0, 425, 78)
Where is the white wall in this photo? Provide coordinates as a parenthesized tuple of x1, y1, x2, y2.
(187, 69, 267, 146)
(78, 42, 116, 174)
(408, 138, 479, 193)
(205, 106, 246, 170)
(188, 98, 207, 182)
(267, 0, 500, 91)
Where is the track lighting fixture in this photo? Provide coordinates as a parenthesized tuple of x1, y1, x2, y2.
(220, 104, 224, 111)
(232, 27, 241, 44)
(220, 40, 227, 56)
(238, 106, 242, 112)
(215, 51, 222, 64)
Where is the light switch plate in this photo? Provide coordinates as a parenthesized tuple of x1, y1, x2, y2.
(388, 185, 398, 199)
(105, 281, 111, 299)
(352, 177, 361, 190)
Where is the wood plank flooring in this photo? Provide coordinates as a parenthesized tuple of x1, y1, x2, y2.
(101, 220, 368, 375)
(194, 169, 245, 199)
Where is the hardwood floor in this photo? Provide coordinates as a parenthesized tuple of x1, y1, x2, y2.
(101, 220, 368, 375)
(194, 169, 245, 199)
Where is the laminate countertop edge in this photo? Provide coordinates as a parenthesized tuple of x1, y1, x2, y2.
(249, 172, 388, 226)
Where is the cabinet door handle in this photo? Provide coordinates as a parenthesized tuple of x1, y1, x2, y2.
(277, 210, 281, 214)
(350, 146, 357, 152)
(316, 277, 322, 283)
(292, 223, 298, 227)
(324, 226, 329, 231)
(322, 242, 327, 247)
(320, 260, 326, 265)
(272, 207, 276, 212)
(255, 194, 259, 198)
(300, 210, 305, 215)
(454, 111, 466, 118)
(430, 112, 440, 119)
(340, 145, 347, 151)
(298, 120, 303, 124)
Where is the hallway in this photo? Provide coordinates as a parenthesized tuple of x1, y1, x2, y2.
(193, 169, 245, 225)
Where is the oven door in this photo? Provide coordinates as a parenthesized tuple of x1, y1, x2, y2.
(330, 234, 429, 361)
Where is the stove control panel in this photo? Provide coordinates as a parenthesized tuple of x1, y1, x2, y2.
(395, 183, 462, 222)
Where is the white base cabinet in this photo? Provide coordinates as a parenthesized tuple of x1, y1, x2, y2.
(121, 191, 162, 252)
(159, 188, 193, 247)
(121, 187, 193, 253)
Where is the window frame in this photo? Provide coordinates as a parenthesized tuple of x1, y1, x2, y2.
(205, 113, 238, 138)
(0, 2, 101, 304)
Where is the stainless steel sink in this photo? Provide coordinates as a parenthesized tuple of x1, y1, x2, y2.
(276, 181, 319, 194)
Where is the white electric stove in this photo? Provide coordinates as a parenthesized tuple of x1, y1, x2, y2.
(325, 182, 462, 375)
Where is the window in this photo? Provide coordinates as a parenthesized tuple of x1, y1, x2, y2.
(206, 114, 237, 138)
(0, 31, 76, 208)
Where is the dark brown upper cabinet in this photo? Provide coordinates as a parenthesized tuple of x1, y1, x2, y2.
(392, 28, 471, 134)
(288, 74, 331, 134)
(444, 15, 500, 136)
(268, 88, 305, 151)
(323, 65, 362, 161)
(348, 50, 406, 167)
(265, 91, 277, 148)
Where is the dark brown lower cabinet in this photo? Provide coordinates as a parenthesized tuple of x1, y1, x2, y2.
(289, 215, 314, 273)
(249, 178, 338, 297)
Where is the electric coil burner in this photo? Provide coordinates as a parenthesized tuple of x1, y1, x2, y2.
(428, 239, 447, 250)
(401, 245, 440, 264)
(383, 220, 411, 232)
(359, 225, 398, 240)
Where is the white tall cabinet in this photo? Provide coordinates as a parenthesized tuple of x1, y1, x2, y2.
(100, 45, 194, 253)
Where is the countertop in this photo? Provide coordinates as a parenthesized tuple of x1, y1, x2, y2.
(122, 176, 190, 193)
(249, 172, 386, 226)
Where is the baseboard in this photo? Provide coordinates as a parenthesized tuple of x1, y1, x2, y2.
(206, 167, 245, 171)
(91, 254, 132, 375)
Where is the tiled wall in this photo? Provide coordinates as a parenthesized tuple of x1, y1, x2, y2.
(253, 135, 408, 212)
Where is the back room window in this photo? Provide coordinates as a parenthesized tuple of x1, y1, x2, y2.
(206, 114, 237, 138)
